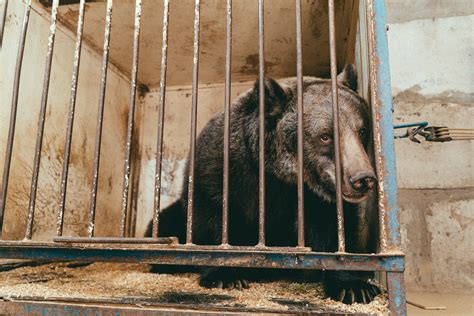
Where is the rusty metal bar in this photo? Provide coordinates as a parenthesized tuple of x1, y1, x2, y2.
(57, 0, 86, 237)
(120, 0, 142, 237)
(257, 0, 265, 247)
(328, 0, 345, 253)
(0, 0, 8, 47)
(295, 0, 304, 248)
(25, 0, 60, 240)
(365, 0, 389, 253)
(186, 0, 201, 245)
(0, 0, 32, 236)
(221, 0, 232, 245)
(152, 0, 171, 238)
(87, 0, 114, 238)
(54, 236, 178, 244)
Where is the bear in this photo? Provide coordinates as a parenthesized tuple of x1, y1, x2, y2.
(145, 64, 381, 304)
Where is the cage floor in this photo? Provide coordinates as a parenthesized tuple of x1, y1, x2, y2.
(0, 261, 389, 315)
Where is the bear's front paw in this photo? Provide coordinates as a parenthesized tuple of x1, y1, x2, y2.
(324, 280, 381, 304)
(200, 268, 250, 290)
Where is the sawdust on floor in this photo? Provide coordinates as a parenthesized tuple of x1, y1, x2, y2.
(0, 262, 389, 314)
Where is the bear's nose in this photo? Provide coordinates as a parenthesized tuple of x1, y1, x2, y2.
(349, 172, 377, 193)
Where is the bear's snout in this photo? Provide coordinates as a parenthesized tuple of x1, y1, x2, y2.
(349, 171, 377, 193)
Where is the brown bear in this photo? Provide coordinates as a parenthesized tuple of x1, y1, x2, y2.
(146, 64, 380, 304)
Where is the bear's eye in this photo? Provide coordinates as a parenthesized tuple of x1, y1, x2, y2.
(359, 128, 367, 137)
(320, 134, 331, 144)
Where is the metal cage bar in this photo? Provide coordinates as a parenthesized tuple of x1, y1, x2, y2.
(120, 0, 142, 237)
(328, 0, 345, 253)
(0, 0, 31, 236)
(25, 0, 60, 240)
(222, 0, 232, 245)
(365, 0, 406, 313)
(186, 0, 201, 245)
(295, 0, 305, 248)
(87, 0, 114, 238)
(57, 0, 86, 236)
(151, 0, 171, 238)
(257, 0, 266, 247)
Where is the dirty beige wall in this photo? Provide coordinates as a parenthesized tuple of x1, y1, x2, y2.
(386, 1, 474, 293)
(0, 1, 131, 239)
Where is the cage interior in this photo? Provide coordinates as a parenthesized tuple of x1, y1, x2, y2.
(1, 0, 362, 241)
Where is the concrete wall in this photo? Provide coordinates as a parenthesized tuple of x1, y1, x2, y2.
(0, 1, 131, 239)
(386, 1, 474, 293)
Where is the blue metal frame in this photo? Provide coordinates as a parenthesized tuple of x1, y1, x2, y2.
(367, 0, 406, 314)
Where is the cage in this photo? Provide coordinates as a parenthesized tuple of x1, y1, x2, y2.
(0, 0, 406, 314)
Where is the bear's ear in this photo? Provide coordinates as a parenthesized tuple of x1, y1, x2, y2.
(253, 77, 291, 118)
(337, 64, 358, 92)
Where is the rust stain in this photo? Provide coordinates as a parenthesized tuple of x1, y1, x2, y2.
(240, 54, 277, 76)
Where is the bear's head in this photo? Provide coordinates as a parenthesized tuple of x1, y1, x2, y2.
(256, 64, 376, 204)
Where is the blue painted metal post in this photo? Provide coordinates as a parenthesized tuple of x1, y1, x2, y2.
(366, 0, 406, 314)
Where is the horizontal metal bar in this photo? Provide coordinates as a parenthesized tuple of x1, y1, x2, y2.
(0, 241, 404, 272)
(54, 237, 178, 244)
(0, 297, 339, 315)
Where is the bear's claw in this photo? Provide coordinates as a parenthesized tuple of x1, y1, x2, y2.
(326, 280, 381, 304)
(200, 276, 250, 290)
(200, 269, 250, 290)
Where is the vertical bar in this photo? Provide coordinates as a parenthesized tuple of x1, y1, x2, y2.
(57, 0, 86, 237)
(87, 0, 114, 238)
(25, 0, 59, 240)
(257, 0, 266, 247)
(366, 1, 405, 312)
(387, 272, 407, 315)
(186, 0, 201, 245)
(221, 0, 232, 245)
(328, 0, 345, 253)
(0, 0, 8, 47)
(366, 0, 399, 253)
(120, 0, 142, 237)
(295, 0, 304, 248)
(152, 0, 170, 238)
(0, 0, 32, 236)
